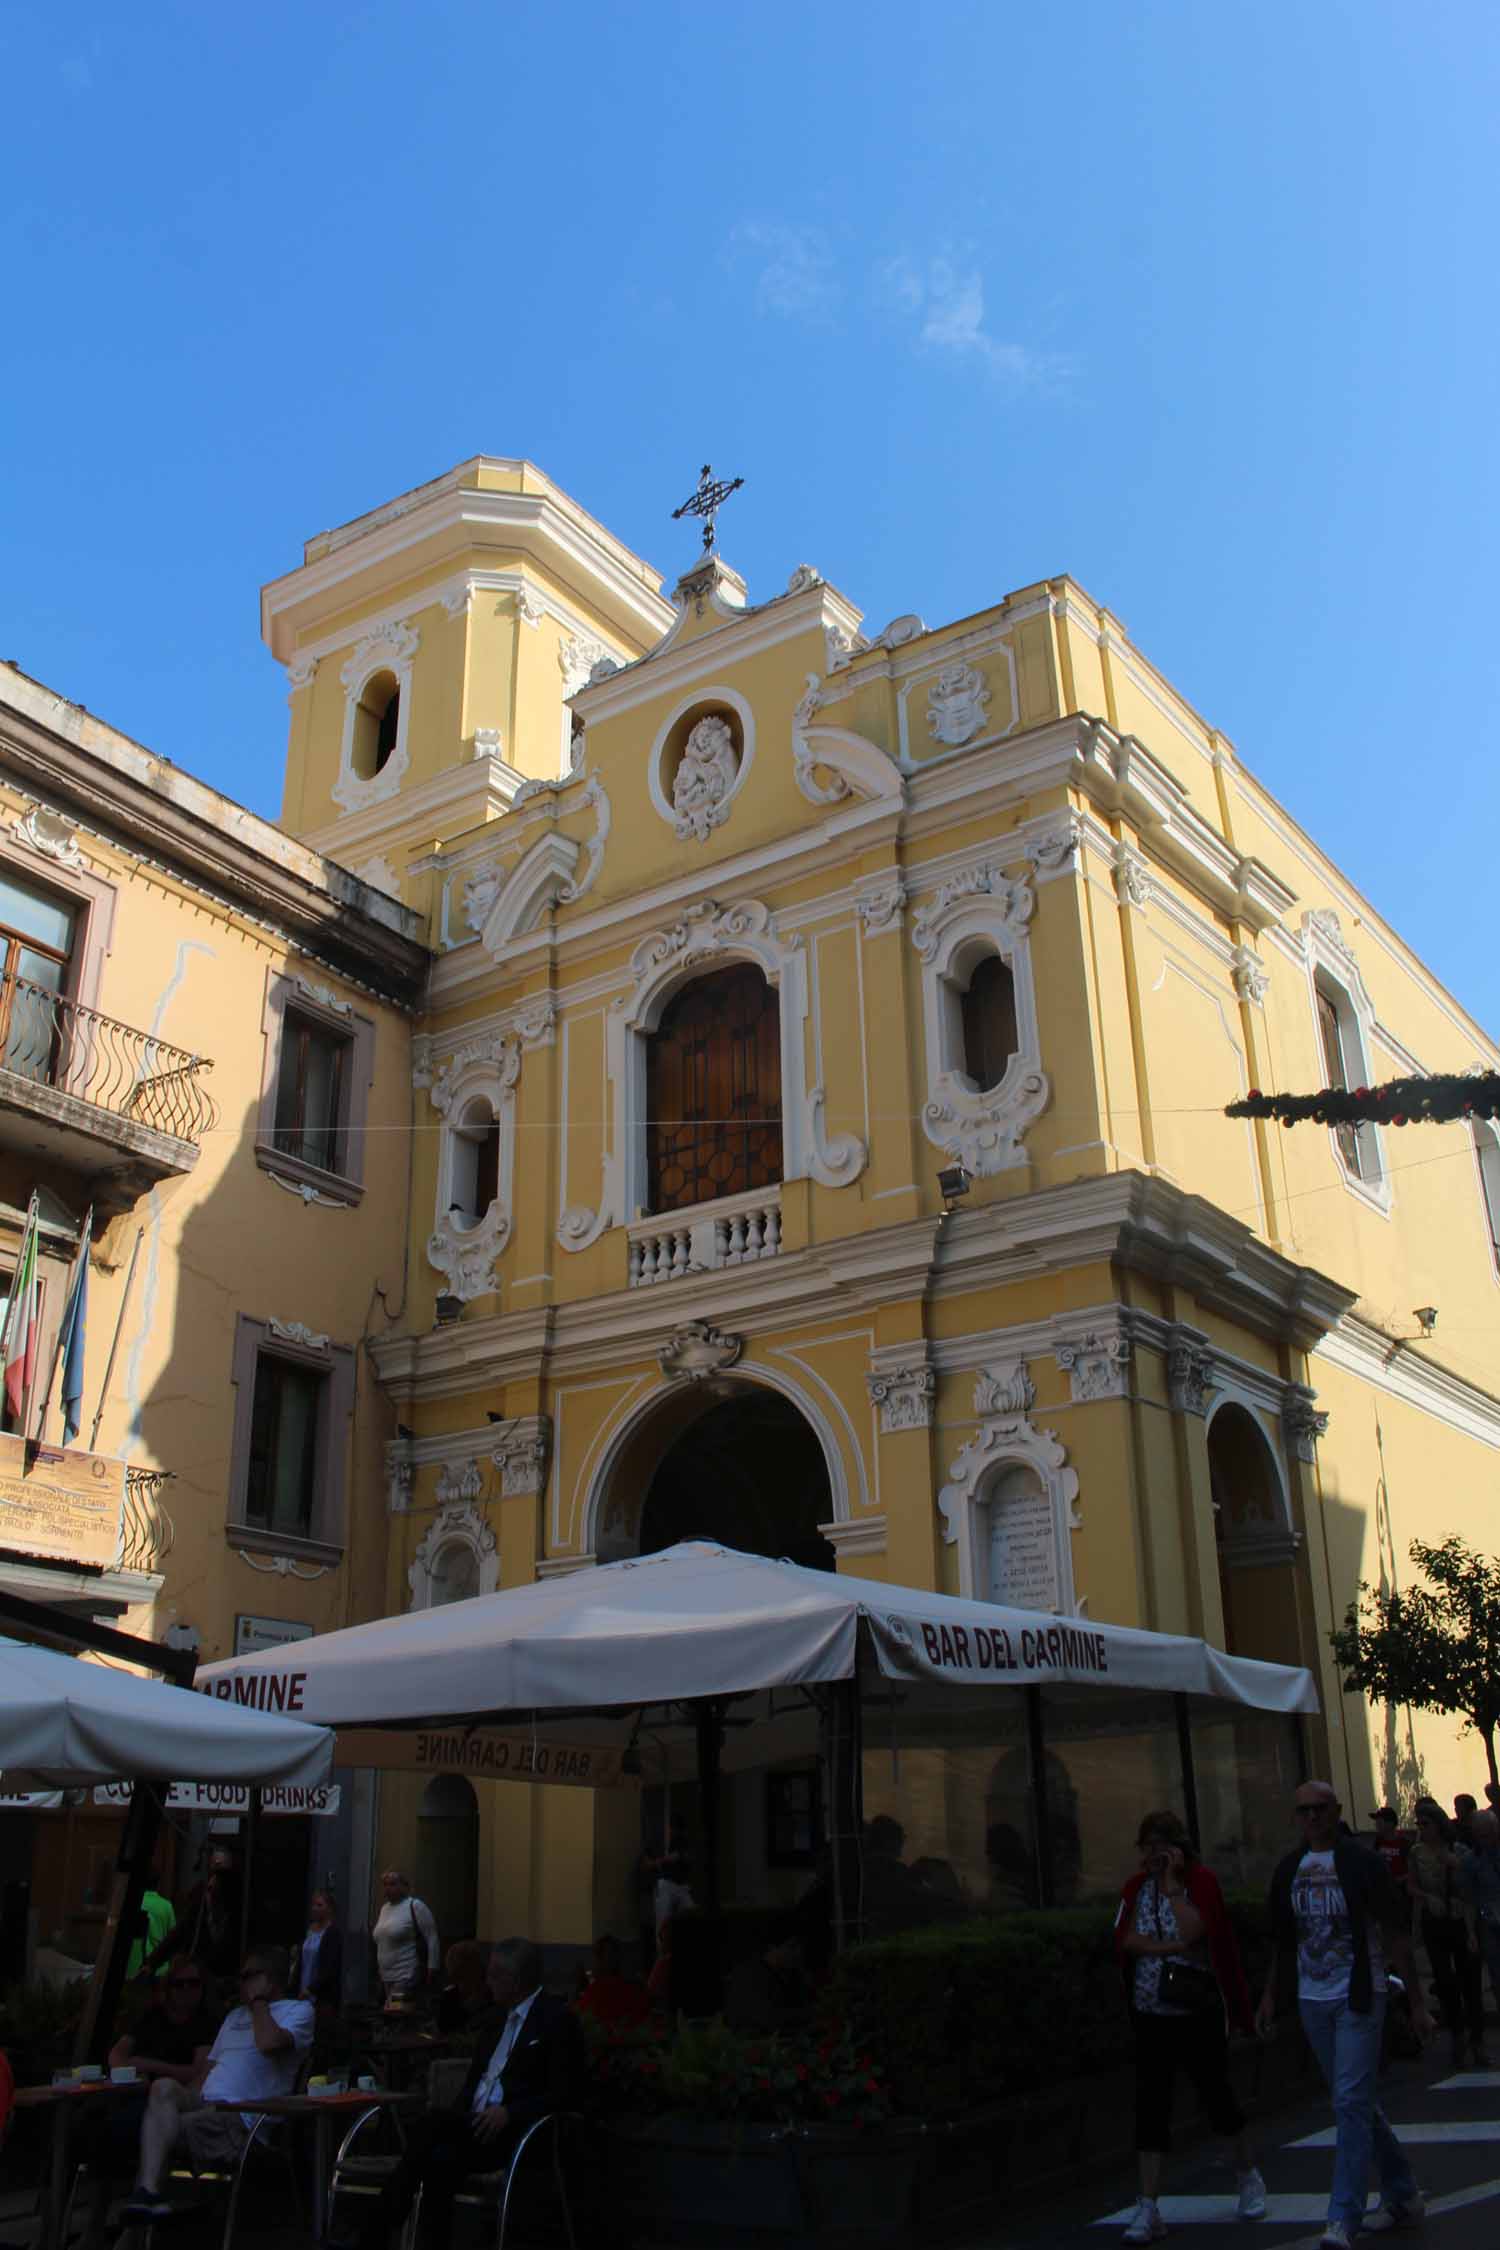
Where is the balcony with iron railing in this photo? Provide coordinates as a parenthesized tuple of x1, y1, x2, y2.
(118, 1467, 176, 1576)
(0, 969, 214, 1206)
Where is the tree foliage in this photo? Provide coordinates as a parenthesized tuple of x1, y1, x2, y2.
(1329, 1534, 1500, 1787)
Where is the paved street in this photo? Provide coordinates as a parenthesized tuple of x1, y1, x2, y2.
(974, 2053, 1500, 2250)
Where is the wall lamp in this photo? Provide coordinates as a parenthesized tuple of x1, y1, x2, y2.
(937, 1163, 972, 1212)
(434, 1293, 464, 1327)
(1412, 1306, 1438, 1337)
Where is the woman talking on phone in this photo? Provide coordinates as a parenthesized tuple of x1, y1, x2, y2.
(1113, 1810, 1265, 2243)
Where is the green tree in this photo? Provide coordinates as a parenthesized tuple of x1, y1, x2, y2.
(1329, 1534, 1500, 1788)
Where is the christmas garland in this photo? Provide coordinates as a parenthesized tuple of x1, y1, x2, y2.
(1226, 1071, 1500, 1128)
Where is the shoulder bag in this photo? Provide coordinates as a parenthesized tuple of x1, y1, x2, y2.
(1152, 1883, 1222, 2014)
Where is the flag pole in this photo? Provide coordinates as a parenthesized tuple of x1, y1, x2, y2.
(90, 1225, 143, 1455)
(36, 1205, 91, 1447)
(7, 1190, 39, 1438)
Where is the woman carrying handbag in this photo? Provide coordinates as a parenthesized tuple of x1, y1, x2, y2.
(1114, 1810, 1265, 2243)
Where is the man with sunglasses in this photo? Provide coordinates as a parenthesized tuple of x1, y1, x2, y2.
(73, 1956, 221, 2248)
(1256, 1781, 1433, 2249)
(123, 1948, 312, 2225)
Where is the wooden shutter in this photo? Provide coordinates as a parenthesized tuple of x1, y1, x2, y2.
(646, 964, 783, 1212)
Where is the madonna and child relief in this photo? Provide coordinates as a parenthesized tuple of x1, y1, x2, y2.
(672, 714, 739, 841)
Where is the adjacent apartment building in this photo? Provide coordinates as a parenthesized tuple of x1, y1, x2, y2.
(4, 455, 1496, 1962)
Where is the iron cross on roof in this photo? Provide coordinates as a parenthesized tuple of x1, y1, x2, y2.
(672, 463, 744, 555)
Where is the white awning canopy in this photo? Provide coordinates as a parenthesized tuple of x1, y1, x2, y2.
(0, 1636, 336, 1790)
(195, 1542, 1318, 1725)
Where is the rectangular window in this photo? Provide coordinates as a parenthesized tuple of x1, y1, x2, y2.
(0, 868, 78, 1085)
(228, 1315, 354, 1558)
(256, 972, 375, 1205)
(244, 1356, 323, 1539)
(1316, 980, 1378, 1184)
(272, 1013, 348, 1175)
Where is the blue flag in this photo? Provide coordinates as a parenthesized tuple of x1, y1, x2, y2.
(58, 1220, 91, 1445)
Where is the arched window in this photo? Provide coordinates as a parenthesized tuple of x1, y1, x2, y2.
(352, 671, 401, 780)
(447, 1097, 500, 1227)
(1314, 972, 1380, 1184)
(1475, 1119, 1500, 1273)
(645, 963, 782, 1213)
(960, 953, 1018, 1092)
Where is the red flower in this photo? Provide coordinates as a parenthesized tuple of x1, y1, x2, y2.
(824, 2090, 840, 2106)
(795, 2064, 808, 2080)
(864, 2077, 879, 2092)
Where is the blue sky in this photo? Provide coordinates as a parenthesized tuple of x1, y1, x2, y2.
(3, 2, 1497, 1031)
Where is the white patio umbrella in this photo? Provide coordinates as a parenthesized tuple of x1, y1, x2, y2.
(195, 1539, 1319, 1723)
(0, 1635, 335, 1789)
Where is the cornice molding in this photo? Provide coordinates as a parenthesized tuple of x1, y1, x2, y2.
(262, 466, 673, 658)
(0, 680, 428, 1005)
(368, 1170, 1354, 1404)
(1314, 1316, 1500, 1450)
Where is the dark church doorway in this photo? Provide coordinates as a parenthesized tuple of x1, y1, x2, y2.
(637, 1388, 835, 1571)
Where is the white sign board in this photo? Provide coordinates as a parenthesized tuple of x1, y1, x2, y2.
(92, 1781, 339, 1818)
(234, 1615, 316, 1658)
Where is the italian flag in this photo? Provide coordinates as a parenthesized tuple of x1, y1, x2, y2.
(4, 1200, 40, 1425)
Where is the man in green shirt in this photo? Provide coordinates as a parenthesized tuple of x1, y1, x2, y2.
(127, 1886, 176, 1982)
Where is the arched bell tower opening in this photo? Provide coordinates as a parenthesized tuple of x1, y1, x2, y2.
(595, 1379, 835, 1571)
(1208, 1401, 1302, 1667)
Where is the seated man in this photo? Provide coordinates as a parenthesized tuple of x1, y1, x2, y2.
(123, 1947, 314, 2223)
(76, 1956, 221, 2246)
(341, 1938, 585, 2250)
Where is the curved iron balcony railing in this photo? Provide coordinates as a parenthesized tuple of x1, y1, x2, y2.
(119, 1467, 176, 1574)
(0, 971, 215, 1145)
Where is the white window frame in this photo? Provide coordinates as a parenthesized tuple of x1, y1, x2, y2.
(912, 865, 1047, 1176)
(425, 1035, 520, 1299)
(1472, 1116, 1500, 1281)
(334, 621, 418, 812)
(557, 897, 865, 1252)
(1301, 911, 1389, 1212)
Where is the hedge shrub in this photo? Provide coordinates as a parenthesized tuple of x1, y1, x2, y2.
(827, 1898, 1271, 2119)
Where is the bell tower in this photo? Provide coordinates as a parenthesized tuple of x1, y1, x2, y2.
(261, 458, 672, 908)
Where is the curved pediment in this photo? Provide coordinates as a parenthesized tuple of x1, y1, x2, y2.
(477, 830, 581, 954)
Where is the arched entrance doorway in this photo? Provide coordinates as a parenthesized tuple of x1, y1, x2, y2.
(1208, 1402, 1302, 1667)
(590, 1381, 836, 1948)
(596, 1381, 836, 1569)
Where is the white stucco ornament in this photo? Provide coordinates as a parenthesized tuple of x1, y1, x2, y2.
(672, 715, 739, 842)
(926, 661, 992, 748)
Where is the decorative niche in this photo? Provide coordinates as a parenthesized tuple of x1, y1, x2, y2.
(648, 689, 755, 844)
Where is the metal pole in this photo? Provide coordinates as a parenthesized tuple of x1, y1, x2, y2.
(1174, 1693, 1201, 1852)
(35, 1207, 91, 1447)
(1025, 1685, 1054, 1909)
(693, 1700, 723, 1918)
(75, 1778, 167, 2066)
(825, 1675, 864, 1954)
(241, 1787, 262, 1959)
(89, 1225, 143, 1454)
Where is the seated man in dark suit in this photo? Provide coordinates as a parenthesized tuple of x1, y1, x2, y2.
(341, 1937, 585, 2250)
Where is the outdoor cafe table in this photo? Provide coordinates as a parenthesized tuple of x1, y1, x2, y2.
(14, 2079, 147, 2250)
(204, 2088, 421, 2240)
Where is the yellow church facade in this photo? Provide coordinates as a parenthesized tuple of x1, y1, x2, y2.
(257, 458, 1500, 1943)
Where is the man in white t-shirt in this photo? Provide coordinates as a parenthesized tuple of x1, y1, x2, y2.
(1256, 1780, 1432, 2250)
(124, 1947, 314, 2222)
(372, 1869, 441, 2001)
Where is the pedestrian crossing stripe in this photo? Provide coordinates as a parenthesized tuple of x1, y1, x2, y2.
(1436, 2071, 1500, 2090)
(1291, 2120, 1500, 2147)
(1095, 2194, 1378, 2225)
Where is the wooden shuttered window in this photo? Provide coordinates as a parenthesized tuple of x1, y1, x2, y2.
(646, 963, 783, 1213)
